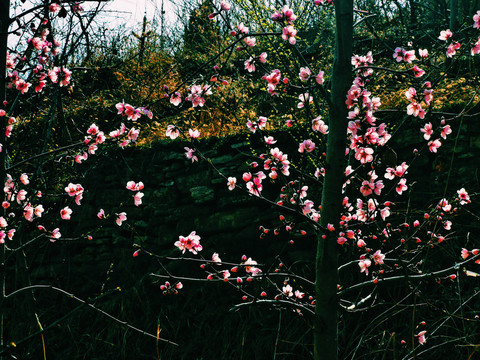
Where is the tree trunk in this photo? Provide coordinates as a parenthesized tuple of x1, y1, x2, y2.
(0, 1, 10, 354)
(409, 0, 418, 27)
(314, 2, 353, 360)
(450, 0, 459, 32)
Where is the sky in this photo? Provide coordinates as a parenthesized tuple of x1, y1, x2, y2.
(98, 0, 177, 30)
(8, 0, 181, 51)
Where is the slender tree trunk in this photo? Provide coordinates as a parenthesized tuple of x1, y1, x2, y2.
(450, 0, 459, 32)
(139, 14, 147, 67)
(0, 1, 10, 355)
(314, 2, 353, 360)
(445, 0, 459, 73)
(409, 0, 417, 27)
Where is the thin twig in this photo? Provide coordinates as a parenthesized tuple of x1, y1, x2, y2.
(4, 285, 178, 347)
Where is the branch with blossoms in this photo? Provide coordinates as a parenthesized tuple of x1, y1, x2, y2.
(0, 2, 182, 355)
(144, 3, 480, 358)
(161, 5, 480, 256)
(339, 252, 480, 297)
(5, 0, 477, 357)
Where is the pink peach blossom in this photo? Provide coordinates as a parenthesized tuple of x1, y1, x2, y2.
(134, 192, 144, 206)
(20, 174, 29, 185)
(282, 25, 297, 45)
(116, 212, 127, 226)
(396, 178, 408, 195)
(189, 129, 200, 138)
(97, 209, 105, 219)
(50, 228, 61, 241)
(298, 139, 315, 153)
(428, 139, 442, 153)
(244, 37, 256, 47)
(165, 125, 179, 139)
(283, 284, 293, 297)
(417, 331, 427, 345)
(359, 259, 371, 275)
(316, 71, 325, 85)
(170, 92, 182, 106)
(373, 250, 385, 265)
(60, 207, 72, 220)
(312, 116, 328, 134)
(299, 67, 311, 81)
(438, 29, 453, 41)
(174, 231, 202, 254)
(227, 177, 236, 190)
(457, 188, 471, 205)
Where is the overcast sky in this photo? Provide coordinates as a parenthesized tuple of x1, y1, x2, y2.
(99, 0, 177, 30)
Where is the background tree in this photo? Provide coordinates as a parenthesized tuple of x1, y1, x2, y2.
(0, 1, 177, 358)
(1, 0, 480, 359)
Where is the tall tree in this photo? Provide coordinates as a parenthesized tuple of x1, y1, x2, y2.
(314, 2, 353, 359)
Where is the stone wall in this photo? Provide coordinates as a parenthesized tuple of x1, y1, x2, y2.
(46, 119, 480, 295)
(6, 121, 480, 359)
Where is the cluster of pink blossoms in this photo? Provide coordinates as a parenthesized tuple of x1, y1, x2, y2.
(271, 6, 297, 44)
(461, 248, 480, 262)
(471, 12, 480, 55)
(299, 188, 320, 221)
(186, 84, 212, 107)
(83, 103, 149, 155)
(346, 52, 391, 166)
(297, 93, 312, 109)
(126, 181, 144, 206)
(204, 255, 261, 284)
(229, 22, 255, 47)
(262, 69, 283, 95)
(99, 181, 145, 227)
(359, 250, 385, 275)
(174, 231, 203, 254)
(282, 284, 305, 299)
(3, 174, 40, 228)
(384, 162, 409, 195)
(261, 146, 291, 179)
(437, 15, 480, 56)
(419, 118, 451, 153)
(65, 183, 84, 206)
(84, 121, 139, 160)
(241, 255, 262, 276)
(344, 186, 472, 275)
(49, 2, 83, 13)
(116, 102, 153, 121)
(404, 82, 433, 119)
(7, 25, 71, 95)
(168, 79, 219, 108)
(438, 29, 461, 57)
(314, 0, 333, 5)
(159, 281, 183, 295)
(246, 116, 267, 133)
(208, 1, 230, 19)
(392, 47, 429, 77)
(297, 66, 325, 86)
(360, 170, 384, 197)
(243, 171, 266, 196)
(227, 139, 290, 195)
(0, 110, 16, 146)
(312, 116, 328, 134)
(244, 52, 267, 73)
(393, 47, 416, 63)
